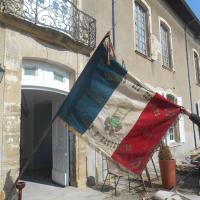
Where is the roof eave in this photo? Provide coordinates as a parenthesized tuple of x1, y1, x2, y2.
(164, 0, 200, 37)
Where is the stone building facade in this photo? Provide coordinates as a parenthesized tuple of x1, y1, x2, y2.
(82, 0, 200, 186)
(0, 0, 200, 199)
(0, 0, 96, 199)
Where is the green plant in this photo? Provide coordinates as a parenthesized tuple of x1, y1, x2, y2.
(158, 143, 172, 160)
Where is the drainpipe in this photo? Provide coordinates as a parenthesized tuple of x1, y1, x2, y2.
(112, 0, 116, 49)
(184, 19, 197, 149)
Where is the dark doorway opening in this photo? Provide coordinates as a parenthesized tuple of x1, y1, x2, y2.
(20, 90, 53, 185)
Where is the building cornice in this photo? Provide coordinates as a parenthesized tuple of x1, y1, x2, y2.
(164, 0, 200, 38)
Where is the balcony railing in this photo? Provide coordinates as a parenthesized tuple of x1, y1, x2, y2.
(0, 0, 96, 48)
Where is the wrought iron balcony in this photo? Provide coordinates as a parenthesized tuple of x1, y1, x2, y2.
(0, 0, 96, 49)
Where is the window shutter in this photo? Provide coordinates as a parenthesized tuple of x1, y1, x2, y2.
(177, 97, 185, 143)
(151, 34, 161, 61)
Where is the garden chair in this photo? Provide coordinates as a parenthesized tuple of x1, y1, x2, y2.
(101, 158, 146, 195)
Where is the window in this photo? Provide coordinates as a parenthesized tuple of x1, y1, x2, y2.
(166, 94, 178, 143)
(158, 90, 185, 145)
(194, 52, 200, 84)
(135, 1, 149, 56)
(38, 0, 45, 4)
(52, 0, 59, 11)
(54, 72, 64, 82)
(24, 67, 37, 76)
(168, 127, 175, 141)
(160, 23, 172, 68)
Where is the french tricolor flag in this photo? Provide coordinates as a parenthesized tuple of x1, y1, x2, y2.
(58, 39, 181, 175)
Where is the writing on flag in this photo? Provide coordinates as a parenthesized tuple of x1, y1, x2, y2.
(57, 38, 181, 175)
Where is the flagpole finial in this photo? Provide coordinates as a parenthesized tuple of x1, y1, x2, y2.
(106, 31, 111, 37)
(102, 31, 116, 65)
(103, 31, 111, 41)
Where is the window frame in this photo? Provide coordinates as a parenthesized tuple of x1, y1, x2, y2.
(164, 91, 185, 146)
(133, 0, 152, 58)
(166, 94, 178, 144)
(159, 17, 174, 71)
(23, 66, 38, 77)
(193, 49, 200, 85)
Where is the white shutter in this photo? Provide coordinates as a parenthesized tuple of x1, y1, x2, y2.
(151, 34, 161, 61)
(177, 97, 185, 143)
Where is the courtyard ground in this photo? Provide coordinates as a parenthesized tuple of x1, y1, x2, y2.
(18, 170, 200, 200)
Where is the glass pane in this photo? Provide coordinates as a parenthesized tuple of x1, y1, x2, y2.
(24, 67, 37, 76)
(166, 94, 175, 103)
(54, 72, 64, 82)
(38, 0, 45, 4)
(161, 24, 171, 67)
(135, 2, 148, 55)
(169, 127, 174, 140)
(52, 1, 59, 10)
(194, 53, 200, 83)
(166, 94, 176, 142)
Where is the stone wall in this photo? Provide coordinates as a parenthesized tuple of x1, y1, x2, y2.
(0, 25, 89, 199)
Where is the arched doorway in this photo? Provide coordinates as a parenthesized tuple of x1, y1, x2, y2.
(20, 59, 70, 186)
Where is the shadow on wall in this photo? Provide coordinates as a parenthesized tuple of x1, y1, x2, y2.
(87, 176, 96, 187)
(2, 170, 18, 200)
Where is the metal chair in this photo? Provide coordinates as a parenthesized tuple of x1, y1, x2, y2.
(101, 158, 146, 195)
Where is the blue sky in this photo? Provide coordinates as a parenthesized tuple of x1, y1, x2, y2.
(186, 0, 200, 20)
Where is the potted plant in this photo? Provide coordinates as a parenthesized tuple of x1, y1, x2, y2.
(158, 143, 176, 189)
